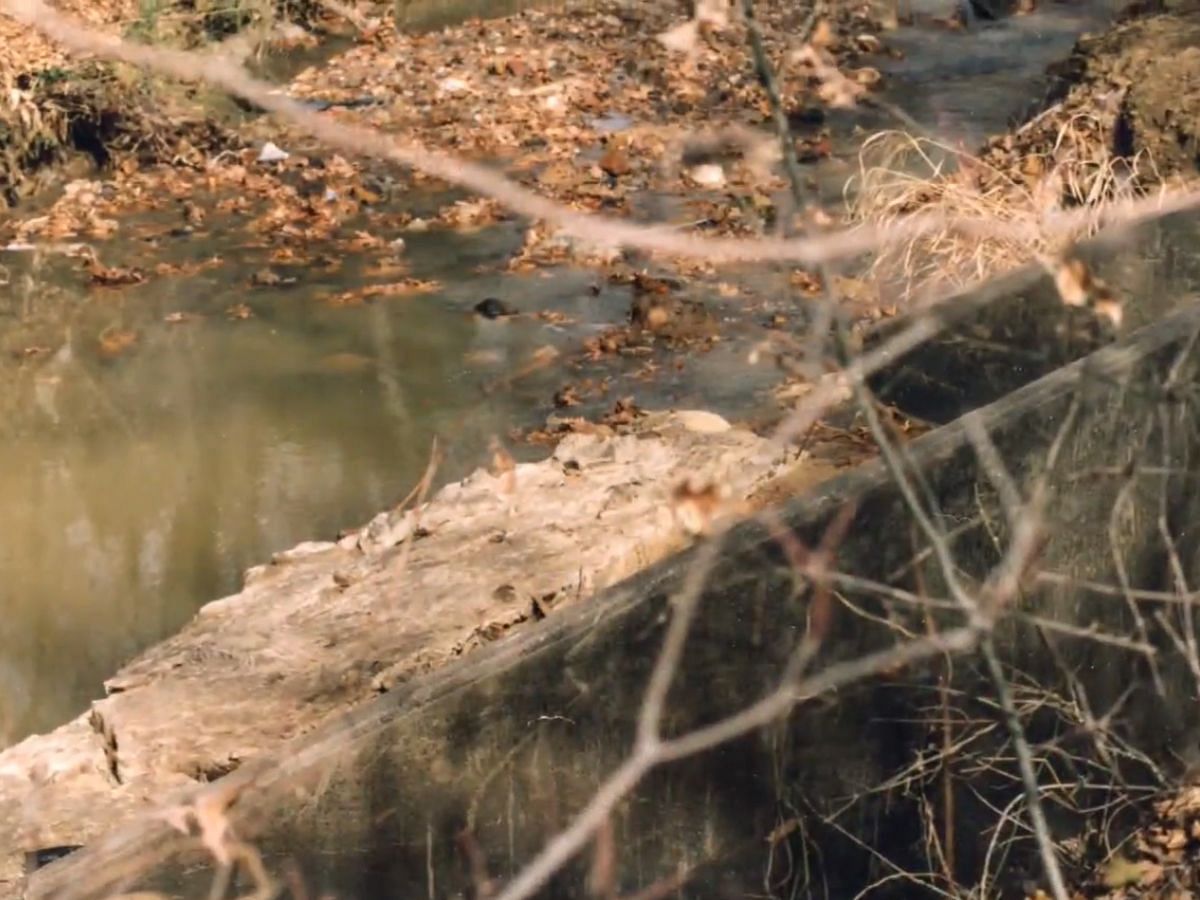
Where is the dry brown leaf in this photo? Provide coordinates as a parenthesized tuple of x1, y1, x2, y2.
(811, 18, 836, 48)
(599, 145, 632, 178)
(671, 476, 732, 535)
(657, 19, 700, 55)
(97, 327, 138, 360)
(1051, 256, 1091, 307)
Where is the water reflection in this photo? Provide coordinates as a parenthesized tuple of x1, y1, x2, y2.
(0, 247, 570, 745)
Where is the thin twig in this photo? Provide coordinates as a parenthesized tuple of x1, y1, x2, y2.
(978, 639, 1069, 900)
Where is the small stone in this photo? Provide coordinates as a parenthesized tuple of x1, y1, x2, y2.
(438, 76, 470, 94)
(474, 298, 519, 319)
(257, 142, 289, 163)
(686, 163, 726, 187)
(673, 410, 732, 434)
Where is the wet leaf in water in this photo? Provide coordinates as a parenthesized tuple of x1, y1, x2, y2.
(345, 230, 386, 251)
(180, 200, 205, 228)
(249, 268, 297, 288)
(553, 385, 581, 408)
(86, 258, 146, 287)
(225, 303, 254, 321)
(435, 198, 506, 231)
(97, 328, 139, 360)
(317, 352, 375, 375)
(464, 349, 504, 367)
(327, 279, 441, 306)
(599, 144, 632, 178)
(363, 256, 410, 278)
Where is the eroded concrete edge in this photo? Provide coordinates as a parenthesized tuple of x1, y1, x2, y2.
(0, 407, 842, 894)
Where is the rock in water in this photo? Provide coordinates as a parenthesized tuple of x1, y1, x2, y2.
(474, 298, 519, 319)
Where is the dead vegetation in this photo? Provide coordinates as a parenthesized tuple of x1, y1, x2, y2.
(0, 0, 334, 208)
(844, 0, 1200, 309)
(846, 118, 1160, 306)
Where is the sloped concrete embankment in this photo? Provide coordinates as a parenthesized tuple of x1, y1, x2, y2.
(25, 283, 1200, 895)
(0, 405, 805, 895)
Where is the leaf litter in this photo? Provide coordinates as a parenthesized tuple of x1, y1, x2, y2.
(0, 0, 913, 455)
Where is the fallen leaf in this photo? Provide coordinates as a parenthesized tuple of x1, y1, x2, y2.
(1101, 855, 1155, 889)
(97, 328, 139, 360)
(599, 145, 632, 178)
(87, 259, 146, 287)
(657, 19, 699, 55)
(671, 476, 732, 535)
(811, 18, 836, 48)
(1051, 257, 1091, 307)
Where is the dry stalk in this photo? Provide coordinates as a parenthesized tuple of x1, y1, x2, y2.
(847, 127, 1154, 304)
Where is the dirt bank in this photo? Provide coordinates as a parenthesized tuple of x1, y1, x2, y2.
(0, 0, 338, 208)
(971, 0, 1200, 197)
(1, 3, 200, 205)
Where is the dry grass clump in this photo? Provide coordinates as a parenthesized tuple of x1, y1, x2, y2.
(123, 0, 325, 47)
(846, 116, 1159, 305)
(0, 61, 235, 206)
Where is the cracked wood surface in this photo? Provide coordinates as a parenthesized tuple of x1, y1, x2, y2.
(0, 408, 845, 895)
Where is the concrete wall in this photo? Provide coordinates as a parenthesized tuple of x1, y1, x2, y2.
(30, 292, 1200, 899)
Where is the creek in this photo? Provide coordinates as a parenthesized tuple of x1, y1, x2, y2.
(0, 0, 1120, 748)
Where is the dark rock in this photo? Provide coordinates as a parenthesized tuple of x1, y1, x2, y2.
(966, 0, 1018, 19)
(473, 297, 518, 319)
(24, 847, 80, 875)
(786, 105, 826, 129)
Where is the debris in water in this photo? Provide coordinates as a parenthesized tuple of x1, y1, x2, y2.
(475, 298, 519, 319)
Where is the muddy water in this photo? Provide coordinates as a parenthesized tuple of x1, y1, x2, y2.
(881, 0, 1120, 145)
(0, 2, 1119, 747)
(0, 233, 535, 742)
(0, 209, 780, 746)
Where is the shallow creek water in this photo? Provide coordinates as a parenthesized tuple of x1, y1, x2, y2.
(0, 0, 1122, 746)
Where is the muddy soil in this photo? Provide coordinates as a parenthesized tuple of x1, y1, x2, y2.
(979, 0, 1200, 192)
(0, 0, 333, 207)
